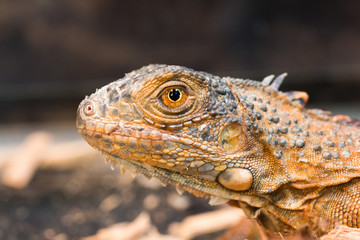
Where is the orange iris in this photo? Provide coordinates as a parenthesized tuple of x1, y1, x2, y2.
(161, 87, 188, 108)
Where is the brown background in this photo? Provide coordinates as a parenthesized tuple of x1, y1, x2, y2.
(1, 0, 360, 123)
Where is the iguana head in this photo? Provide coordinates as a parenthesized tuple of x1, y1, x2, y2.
(76, 64, 269, 202)
(76, 64, 358, 207)
(77, 64, 360, 235)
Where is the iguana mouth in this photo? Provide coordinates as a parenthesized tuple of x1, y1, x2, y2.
(78, 119, 217, 155)
(77, 125, 237, 203)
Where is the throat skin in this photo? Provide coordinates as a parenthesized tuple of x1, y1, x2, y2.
(76, 64, 360, 236)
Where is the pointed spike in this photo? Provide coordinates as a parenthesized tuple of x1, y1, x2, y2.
(110, 161, 116, 171)
(104, 158, 109, 165)
(160, 181, 167, 187)
(120, 165, 127, 175)
(262, 74, 275, 86)
(143, 163, 155, 171)
(208, 196, 229, 206)
(175, 184, 185, 195)
(284, 91, 309, 107)
(270, 73, 287, 90)
(130, 171, 138, 178)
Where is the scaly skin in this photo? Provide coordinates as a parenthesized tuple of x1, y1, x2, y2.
(76, 65, 360, 236)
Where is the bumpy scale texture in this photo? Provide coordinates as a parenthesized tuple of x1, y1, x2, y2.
(76, 65, 360, 236)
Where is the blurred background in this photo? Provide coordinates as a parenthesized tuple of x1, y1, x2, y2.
(1, 1, 360, 240)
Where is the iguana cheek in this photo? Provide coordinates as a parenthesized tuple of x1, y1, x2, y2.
(218, 168, 253, 191)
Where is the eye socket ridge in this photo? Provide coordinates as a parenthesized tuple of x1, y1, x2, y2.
(155, 81, 191, 96)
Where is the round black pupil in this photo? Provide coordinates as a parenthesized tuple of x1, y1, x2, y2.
(169, 89, 181, 101)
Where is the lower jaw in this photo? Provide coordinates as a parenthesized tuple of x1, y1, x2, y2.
(101, 151, 237, 204)
(78, 127, 241, 203)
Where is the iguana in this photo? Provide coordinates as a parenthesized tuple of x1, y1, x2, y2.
(76, 64, 360, 237)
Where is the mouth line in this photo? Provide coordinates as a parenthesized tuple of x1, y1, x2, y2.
(78, 123, 218, 155)
(79, 123, 258, 166)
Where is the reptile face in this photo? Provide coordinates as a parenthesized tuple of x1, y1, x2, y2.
(76, 65, 263, 202)
(77, 64, 360, 235)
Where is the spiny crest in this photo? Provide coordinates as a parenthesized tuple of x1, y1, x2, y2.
(261, 73, 288, 90)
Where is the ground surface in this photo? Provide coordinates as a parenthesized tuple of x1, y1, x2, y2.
(0, 153, 227, 240)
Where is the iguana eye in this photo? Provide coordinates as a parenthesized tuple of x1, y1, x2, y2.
(160, 87, 189, 109)
(135, 76, 206, 124)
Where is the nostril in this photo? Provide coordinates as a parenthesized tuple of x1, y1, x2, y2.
(83, 101, 96, 116)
